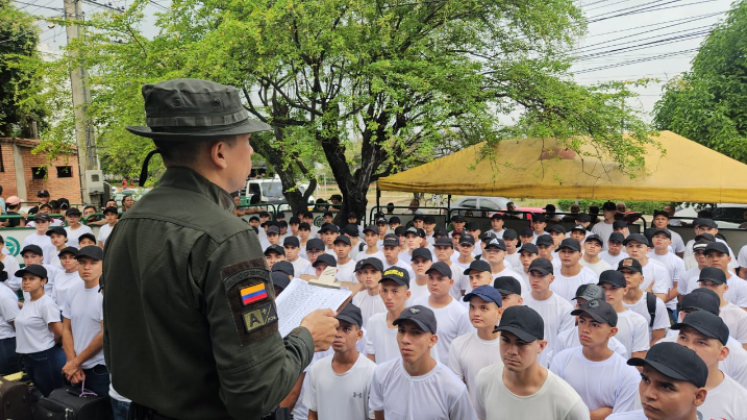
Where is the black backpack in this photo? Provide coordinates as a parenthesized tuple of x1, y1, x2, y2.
(646, 292, 657, 328)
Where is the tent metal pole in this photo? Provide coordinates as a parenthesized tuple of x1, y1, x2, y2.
(447, 194, 451, 214)
(376, 182, 381, 210)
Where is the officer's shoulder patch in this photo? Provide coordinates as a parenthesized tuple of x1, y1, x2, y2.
(221, 258, 277, 345)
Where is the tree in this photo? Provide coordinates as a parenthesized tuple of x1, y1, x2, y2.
(0, 0, 48, 137)
(654, 1, 747, 164)
(41, 0, 654, 215)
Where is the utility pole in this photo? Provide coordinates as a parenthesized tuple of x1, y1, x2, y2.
(64, 0, 98, 205)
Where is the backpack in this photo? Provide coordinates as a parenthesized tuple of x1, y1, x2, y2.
(646, 292, 657, 328)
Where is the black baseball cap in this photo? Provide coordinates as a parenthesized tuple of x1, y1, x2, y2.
(299, 222, 311, 231)
(528, 258, 554, 276)
(574, 284, 604, 302)
(602, 201, 617, 211)
(382, 234, 399, 247)
(337, 303, 363, 327)
(267, 225, 280, 235)
(264, 244, 285, 256)
(693, 241, 710, 253)
(555, 238, 581, 252)
(388, 216, 400, 224)
(698, 218, 718, 229)
(103, 206, 119, 215)
(320, 224, 340, 233)
(46, 227, 67, 238)
(463, 285, 502, 307)
(519, 227, 534, 237)
(37, 189, 50, 197)
(343, 224, 360, 237)
(464, 260, 491, 275)
(617, 257, 642, 273)
(289, 216, 301, 225)
(704, 242, 729, 256)
(495, 305, 544, 341)
(608, 232, 625, 244)
(412, 214, 425, 222)
(697, 266, 727, 285)
(272, 261, 295, 277)
(21, 245, 43, 257)
(433, 227, 448, 238)
(375, 217, 388, 225)
(333, 235, 351, 246)
(623, 234, 649, 247)
(532, 214, 546, 223)
(491, 213, 504, 220)
(480, 231, 496, 241)
(536, 235, 553, 247)
(612, 220, 628, 230)
(571, 299, 618, 327)
(671, 310, 729, 345)
(598, 270, 627, 289)
(575, 213, 591, 223)
(434, 237, 454, 248)
(426, 262, 452, 278)
(459, 234, 475, 246)
(571, 225, 587, 233)
(357, 257, 384, 272)
(381, 266, 410, 287)
(484, 237, 506, 251)
(694, 233, 715, 242)
(627, 342, 708, 388)
(33, 213, 51, 223)
(271, 271, 291, 291)
(502, 229, 518, 240)
(411, 248, 432, 262)
(312, 253, 337, 268)
(466, 221, 481, 231)
(15, 264, 47, 279)
(493, 276, 522, 296)
(680, 288, 721, 315)
(651, 228, 671, 239)
(65, 207, 82, 217)
(78, 233, 96, 244)
(653, 210, 670, 219)
(393, 305, 437, 334)
(519, 243, 539, 255)
(423, 215, 436, 224)
(394, 226, 407, 236)
(363, 224, 378, 234)
(306, 238, 325, 251)
(451, 215, 465, 223)
(283, 236, 300, 247)
(584, 234, 603, 246)
(76, 245, 103, 261)
(547, 224, 566, 234)
(58, 246, 78, 258)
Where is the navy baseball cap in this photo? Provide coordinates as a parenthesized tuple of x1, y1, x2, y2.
(463, 285, 502, 307)
(495, 306, 544, 341)
(627, 342, 708, 388)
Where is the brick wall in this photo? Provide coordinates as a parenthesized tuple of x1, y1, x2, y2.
(0, 144, 18, 197)
(21, 148, 82, 203)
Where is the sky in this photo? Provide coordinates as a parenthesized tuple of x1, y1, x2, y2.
(16, 0, 739, 123)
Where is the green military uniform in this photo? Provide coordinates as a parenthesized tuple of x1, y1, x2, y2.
(103, 79, 314, 420)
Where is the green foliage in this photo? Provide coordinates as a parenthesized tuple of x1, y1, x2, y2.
(0, 0, 48, 137)
(654, 1, 747, 163)
(557, 199, 669, 215)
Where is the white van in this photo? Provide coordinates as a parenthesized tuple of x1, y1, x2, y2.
(244, 176, 315, 209)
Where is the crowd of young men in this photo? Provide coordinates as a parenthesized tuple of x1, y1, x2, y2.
(257, 204, 747, 419)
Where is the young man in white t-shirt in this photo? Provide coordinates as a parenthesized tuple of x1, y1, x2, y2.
(591, 201, 617, 250)
(618, 258, 669, 346)
(304, 304, 376, 420)
(412, 262, 473, 365)
(366, 267, 411, 364)
(623, 234, 672, 305)
(61, 246, 108, 398)
(398, 227, 422, 264)
(63, 207, 94, 249)
(351, 258, 386, 330)
(680, 240, 710, 295)
(381, 234, 415, 281)
(550, 238, 598, 303)
(569, 225, 587, 243)
(475, 305, 590, 420)
(54, 247, 83, 308)
(531, 213, 548, 243)
(465, 260, 497, 292)
(672, 310, 747, 420)
(739, 243, 747, 280)
(449, 285, 503, 405)
(517, 243, 539, 285)
(502, 229, 521, 270)
(522, 258, 575, 368)
(97, 206, 119, 249)
(23, 214, 55, 262)
(606, 342, 707, 420)
(332, 236, 356, 282)
(536, 234, 561, 269)
(46, 227, 68, 269)
(357, 225, 385, 263)
(550, 299, 641, 418)
(283, 236, 310, 277)
(451, 234, 475, 285)
(705, 242, 747, 309)
(599, 232, 628, 268)
(301, 238, 326, 276)
(651, 209, 686, 257)
(369, 305, 477, 420)
(483, 238, 523, 284)
(263, 245, 286, 270)
(697, 267, 747, 349)
(20, 245, 63, 306)
(489, 213, 505, 238)
(580, 234, 612, 276)
(599, 269, 650, 359)
(547, 224, 567, 248)
(431, 237, 463, 300)
(493, 276, 524, 309)
(648, 228, 683, 316)
(408, 248, 433, 304)
(519, 227, 535, 249)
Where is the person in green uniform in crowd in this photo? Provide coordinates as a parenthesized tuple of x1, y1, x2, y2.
(103, 79, 339, 420)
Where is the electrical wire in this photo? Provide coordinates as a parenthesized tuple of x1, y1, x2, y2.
(573, 48, 699, 73)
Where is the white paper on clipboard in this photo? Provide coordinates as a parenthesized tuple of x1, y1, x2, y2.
(275, 278, 352, 337)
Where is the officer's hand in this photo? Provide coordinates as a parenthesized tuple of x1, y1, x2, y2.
(300, 309, 339, 352)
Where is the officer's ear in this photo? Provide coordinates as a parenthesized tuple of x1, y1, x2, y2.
(210, 139, 232, 169)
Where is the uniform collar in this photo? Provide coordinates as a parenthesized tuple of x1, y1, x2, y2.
(157, 167, 235, 211)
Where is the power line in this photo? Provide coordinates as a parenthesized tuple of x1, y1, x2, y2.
(575, 25, 714, 57)
(586, 0, 722, 24)
(583, 10, 727, 38)
(573, 48, 699, 74)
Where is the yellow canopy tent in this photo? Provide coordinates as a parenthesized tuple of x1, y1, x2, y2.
(377, 131, 747, 203)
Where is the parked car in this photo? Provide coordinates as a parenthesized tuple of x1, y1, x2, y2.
(452, 196, 511, 211)
(243, 176, 315, 210)
(674, 203, 747, 228)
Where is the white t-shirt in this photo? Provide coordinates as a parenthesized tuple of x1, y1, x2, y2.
(552, 327, 628, 364)
(15, 294, 59, 354)
(490, 267, 529, 296)
(475, 364, 591, 420)
(407, 280, 430, 304)
(303, 353, 377, 420)
(97, 223, 115, 247)
(700, 373, 747, 420)
(64, 224, 94, 249)
(640, 260, 672, 296)
(580, 258, 612, 276)
(668, 229, 686, 254)
(369, 359, 477, 420)
(614, 310, 650, 357)
(366, 312, 401, 364)
(1, 256, 21, 292)
(720, 302, 747, 344)
(591, 221, 615, 250)
(679, 266, 701, 295)
(724, 272, 747, 308)
(22, 264, 63, 307)
(606, 410, 646, 420)
(523, 293, 576, 367)
(357, 248, 385, 265)
(505, 252, 521, 272)
(62, 282, 104, 369)
(397, 250, 412, 265)
(550, 347, 641, 413)
(623, 293, 670, 342)
(448, 331, 503, 405)
(336, 259, 357, 282)
(289, 257, 311, 279)
(738, 244, 747, 269)
(549, 266, 598, 303)
(412, 296, 473, 365)
(0, 284, 19, 340)
(53, 271, 82, 312)
(599, 250, 629, 269)
(647, 251, 684, 310)
(684, 238, 738, 270)
(352, 291, 386, 330)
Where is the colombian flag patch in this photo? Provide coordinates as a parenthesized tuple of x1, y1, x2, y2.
(240, 283, 268, 305)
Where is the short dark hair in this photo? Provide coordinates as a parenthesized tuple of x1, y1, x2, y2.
(153, 136, 239, 166)
(83, 205, 97, 212)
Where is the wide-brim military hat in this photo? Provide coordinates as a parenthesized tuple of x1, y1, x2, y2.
(126, 79, 272, 139)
